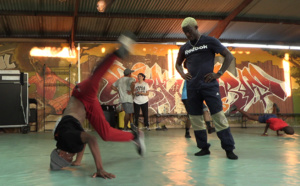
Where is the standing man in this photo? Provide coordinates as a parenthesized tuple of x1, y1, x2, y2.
(176, 17, 238, 160)
(111, 68, 135, 130)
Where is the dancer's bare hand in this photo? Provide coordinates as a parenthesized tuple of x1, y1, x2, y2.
(261, 133, 268, 136)
(204, 72, 220, 83)
(92, 170, 116, 179)
(71, 161, 81, 166)
(181, 73, 192, 80)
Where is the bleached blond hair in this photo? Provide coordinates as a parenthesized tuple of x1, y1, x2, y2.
(181, 17, 197, 28)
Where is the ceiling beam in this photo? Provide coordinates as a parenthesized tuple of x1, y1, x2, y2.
(0, 35, 299, 45)
(38, 16, 44, 36)
(38, 0, 44, 36)
(208, 0, 253, 38)
(0, 11, 73, 17)
(103, 18, 113, 36)
(0, 16, 11, 36)
(0, 37, 68, 43)
(1, 10, 300, 25)
(70, 0, 80, 49)
(74, 36, 300, 45)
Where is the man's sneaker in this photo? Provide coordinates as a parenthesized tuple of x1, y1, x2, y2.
(194, 148, 210, 156)
(207, 127, 216, 134)
(162, 125, 168, 131)
(229, 105, 237, 114)
(115, 32, 137, 59)
(185, 132, 191, 138)
(131, 123, 146, 156)
(226, 150, 238, 160)
(146, 126, 151, 131)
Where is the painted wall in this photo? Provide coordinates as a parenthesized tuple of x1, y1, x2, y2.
(0, 43, 77, 131)
(82, 44, 296, 113)
(0, 42, 299, 131)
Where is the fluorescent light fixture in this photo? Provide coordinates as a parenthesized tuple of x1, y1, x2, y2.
(283, 53, 291, 97)
(222, 43, 292, 49)
(30, 47, 76, 58)
(290, 46, 300, 50)
(175, 42, 186, 46)
(222, 43, 266, 48)
(267, 45, 289, 49)
(168, 49, 173, 79)
(176, 42, 300, 50)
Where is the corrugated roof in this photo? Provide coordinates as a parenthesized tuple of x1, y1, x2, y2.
(0, 0, 299, 45)
(240, 0, 300, 20)
(221, 22, 300, 43)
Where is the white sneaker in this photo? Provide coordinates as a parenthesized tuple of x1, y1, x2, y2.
(131, 124, 146, 156)
(118, 33, 136, 52)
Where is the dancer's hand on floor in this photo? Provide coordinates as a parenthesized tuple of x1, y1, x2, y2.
(92, 170, 116, 179)
(261, 133, 268, 136)
(71, 161, 81, 166)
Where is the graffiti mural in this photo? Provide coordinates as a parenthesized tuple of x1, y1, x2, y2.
(0, 54, 16, 69)
(99, 60, 183, 114)
(216, 63, 287, 113)
(28, 63, 75, 115)
(0, 42, 298, 131)
(98, 60, 289, 115)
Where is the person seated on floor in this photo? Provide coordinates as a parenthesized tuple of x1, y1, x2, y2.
(229, 103, 294, 136)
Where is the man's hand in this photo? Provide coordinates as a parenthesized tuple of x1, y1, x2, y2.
(204, 72, 220, 83)
(261, 133, 268, 136)
(127, 90, 132, 95)
(181, 73, 192, 80)
(92, 169, 116, 179)
(71, 161, 81, 166)
(277, 131, 283, 136)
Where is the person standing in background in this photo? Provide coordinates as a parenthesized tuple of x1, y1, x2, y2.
(133, 73, 150, 131)
(111, 68, 136, 130)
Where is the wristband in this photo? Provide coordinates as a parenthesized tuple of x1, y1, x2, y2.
(217, 70, 224, 76)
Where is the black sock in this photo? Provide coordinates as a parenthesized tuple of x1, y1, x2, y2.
(186, 128, 190, 133)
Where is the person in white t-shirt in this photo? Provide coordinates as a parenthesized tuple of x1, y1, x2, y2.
(133, 73, 150, 131)
(111, 68, 136, 130)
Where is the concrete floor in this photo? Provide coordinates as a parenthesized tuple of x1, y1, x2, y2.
(0, 127, 299, 186)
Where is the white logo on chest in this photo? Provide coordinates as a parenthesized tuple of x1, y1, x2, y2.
(185, 45, 208, 55)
